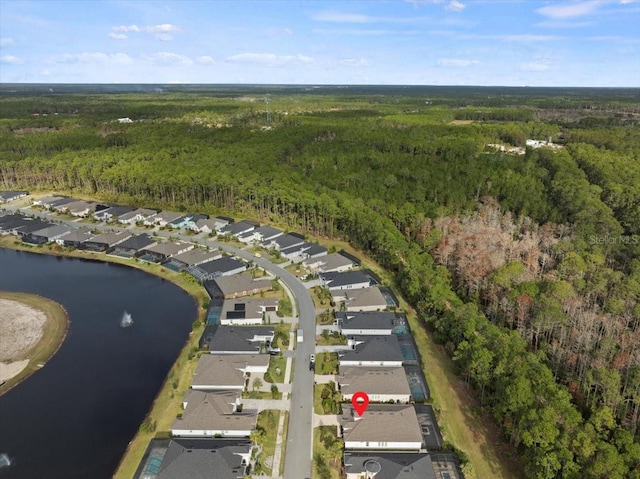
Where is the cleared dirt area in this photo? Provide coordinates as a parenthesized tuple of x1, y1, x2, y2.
(0, 291, 68, 391)
(0, 298, 47, 362)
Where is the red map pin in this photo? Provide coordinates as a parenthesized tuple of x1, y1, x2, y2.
(351, 391, 370, 416)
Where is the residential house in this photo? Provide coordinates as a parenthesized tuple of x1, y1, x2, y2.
(23, 224, 72, 245)
(194, 217, 229, 234)
(145, 210, 184, 227)
(339, 335, 404, 368)
(169, 213, 209, 230)
(65, 200, 97, 217)
(171, 390, 257, 438)
(309, 252, 356, 272)
(191, 354, 269, 391)
(0, 191, 28, 203)
(339, 367, 411, 403)
(319, 270, 370, 292)
(195, 257, 247, 281)
(219, 220, 256, 238)
(343, 452, 437, 479)
(206, 325, 274, 354)
(219, 298, 279, 326)
(94, 205, 135, 222)
(61, 227, 94, 247)
(166, 248, 222, 272)
(207, 272, 272, 299)
(262, 232, 304, 251)
(339, 404, 424, 452)
(32, 195, 73, 209)
(0, 214, 51, 236)
(108, 234, 156, 257)
(80, 230, 132, 252)
(335, 311, 403, 336)
(134, 438, 253, 479)
(117, 208, 158, 225)
(336, 287, 388, 312)
(237, 225, 283, 244)
(139, 241, 194, 262)
(280, 242, 327, 262)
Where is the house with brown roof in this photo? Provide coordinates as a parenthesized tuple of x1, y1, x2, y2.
(171, 390, 257, 438)
(210, 272, 272, 299)
(335, 286, 388, 312)
(339, 404, 424, 451)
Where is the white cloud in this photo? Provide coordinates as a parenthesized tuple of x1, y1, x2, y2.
(50, 52, 133, 65)
(520, 60, 551, 71)
(339, 58, 370, 66)
(146, 52, 193, 66)
(313, 28, 418, 36)
(226, 53, 313, 67)
(108, 32, 128, 40)
(110, 24, 181, 40)
(461, 33, 564, 42)
(0, 38, 15, 47)
(446, 1, 466, 12)
(196, 55, 215, 65)
(536, 1, 601, 18)
(535, 20, 592, 28)
(437, 58, 478, 67)
(1, 55, 23, 65)
(313, 12, 370, 23)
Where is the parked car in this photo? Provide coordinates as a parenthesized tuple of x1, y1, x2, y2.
(309, 361, 315, 371)
(310, 354, 315, 362)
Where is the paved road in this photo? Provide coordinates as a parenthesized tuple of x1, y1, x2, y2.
(4, 205, 316, 479)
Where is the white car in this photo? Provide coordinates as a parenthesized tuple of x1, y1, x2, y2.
(309, 354, 315, 362)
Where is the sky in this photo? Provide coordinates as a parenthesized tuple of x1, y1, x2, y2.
(0, 0, 639, 86)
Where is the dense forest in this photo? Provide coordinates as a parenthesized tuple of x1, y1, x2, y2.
(1, 85, 639, 478)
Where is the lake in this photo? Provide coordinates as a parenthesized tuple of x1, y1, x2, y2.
(0, 248, 197, 478)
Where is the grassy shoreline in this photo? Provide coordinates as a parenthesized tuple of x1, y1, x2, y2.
(0, 290, 69, 395)
(0, 237, 208, 479)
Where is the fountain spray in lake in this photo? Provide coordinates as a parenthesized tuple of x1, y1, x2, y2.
(120, 311, 133, 328)
(0, 453, 11, 468)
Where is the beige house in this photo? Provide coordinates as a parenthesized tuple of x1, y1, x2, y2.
(191, 354, 269, 391)
(339, 367, 411, 403)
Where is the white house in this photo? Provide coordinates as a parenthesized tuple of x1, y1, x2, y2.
(117, 208, 157, 224)
(319, 270, 370, 292)
(339, 404, 424, 452)
(171, 390, 257, 438)
(219, 298, 279, 326)
(339, 367, 411, 403)
(191, 354, 269, 391)
(145, 210, 184, 226)
(335, 311, 399, 336)
(339, 287, 388, 313)
(304, 252, 357, 273)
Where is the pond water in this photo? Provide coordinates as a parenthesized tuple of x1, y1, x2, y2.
(0, 248, 197, 479)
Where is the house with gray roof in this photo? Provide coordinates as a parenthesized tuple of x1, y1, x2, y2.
(109, 234, 156, 257)
(194, 257, 247, 281)
(304, 252, 357, 272)
(0, 191, 28, 203)
(145, 210, 184, 227)
(344, 452, 437, 479)
(339, 366, 412, 403)
(62, 227, 94, 247)
(24, 224, 72, 245)
(335, 311, 404, 336)
(335, 286, 388, 312)
(319, 270, 371, 292)
(32, 195, 72, 208)
(339, 335, 404, 367)
(167, 248, 222, 271)
(219, 298, 279, 326)
(238, 225, 283, 244)
(94, 205, 135, 222)
(117, 208, 158, 224)
(194, 217, 229, 234)
(280, 242, 328, 261)
(2, 216, 53, 237)
(339, 404, 424, 452)
(80, 230, 132, 251)
(171, 390, 257, 438)
(209, 272, 272, 299)
(134, 438, 252, 479)
(220, 220, 256, 237)
(207, 325, 274, 354)
(191, 354, 269, 391)
(140, 241, 194, 262)
(263, 232, 305, 251)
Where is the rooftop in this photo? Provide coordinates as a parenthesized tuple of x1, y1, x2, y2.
(339, 335, 404, 363)
(171, 247, 221, 266)
(172, 390, 257, 434)
(115, 233, 156, 251)
(198, 256, 246, 275)
(84, 230, 131, 246)
(212, 272, 271, 296)
(340, 404, 423, 445)
(336, 311, 402, 331)
(339, 367, 411, 397)
(191, 354, 269, 388)
(143, 241, 192, 257)
(320, 270, 370, 288)
(220, 298, 279, 322)
(343, 452, 436, 479)
(341, 287, 387, 310)
(207, 325, 274, 353)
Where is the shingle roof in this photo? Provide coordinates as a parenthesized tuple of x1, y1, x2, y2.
(191, 354, 269, 389)
(172, 390, 257, 433)
(207, 326, 274, 353)
(198, 257, 246, 275)
(342, 287, 387, 310)
(336, 311, 401, 332)
(85, 230, 131, 246)
(30, 224, 72, 239)
(267, 233, 304, 250)
(311, 253, 355, 271)
(212, 273, 272, 296)
(62, 227, 94, 243)
(320, 270, 370, 288)
(115, 233, 156, 251)
(220, 298, 279, 322)
(172, 248, 221, 266)
(339, 335, 404, 363)
(343, 452, 436, 479)
(339, 367, 411, 397)
(220, 221, 255, 236)
(339, 404, 423, 444)
(156, 438, 251, 479)
(143, 241, 191, 257)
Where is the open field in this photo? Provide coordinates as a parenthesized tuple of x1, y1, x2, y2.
(0, 291, 69, 393)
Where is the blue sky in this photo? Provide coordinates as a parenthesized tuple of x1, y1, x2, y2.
(1, 0, 639, 86)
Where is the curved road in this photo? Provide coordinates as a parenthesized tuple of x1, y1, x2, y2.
(4, 205, 315, 479)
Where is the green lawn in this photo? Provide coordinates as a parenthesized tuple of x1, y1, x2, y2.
(316, 332, 347, 346)
(243, 389, 283, 400)
(311, 286, 333, 308)
(265, 355, 287, 383)
(315, 353, 339, 375)
(314, 382, 342, 415)
(313, 426, 343, 479)
(253, 410, 281, 476)
(316, 309, 335, 325)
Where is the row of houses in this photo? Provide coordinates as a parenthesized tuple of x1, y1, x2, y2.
(0, 190, 28, 204)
